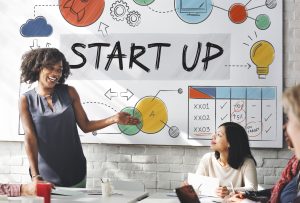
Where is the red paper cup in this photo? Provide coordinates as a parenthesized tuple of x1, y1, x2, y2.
(36, 182, 52, 203)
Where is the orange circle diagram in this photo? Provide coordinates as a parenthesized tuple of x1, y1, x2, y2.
(59, 0, 105, 27)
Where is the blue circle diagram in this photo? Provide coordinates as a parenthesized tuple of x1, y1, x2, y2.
(174, 0, 213, 24)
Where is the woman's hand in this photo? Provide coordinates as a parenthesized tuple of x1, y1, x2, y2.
(32, 176, 55, 189)
(21, 183, 37, 196)
(216, 186, 230, 198)
(31, 175, 44, 183)
(181, 180, 189, 187)
(228, 193, 245, 202)
(114, 112, 140, 125)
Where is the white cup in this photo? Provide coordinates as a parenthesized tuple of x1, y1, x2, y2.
(101, 182, 112, 197)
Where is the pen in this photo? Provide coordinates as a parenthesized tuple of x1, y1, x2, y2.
(230, 182, 235, 194)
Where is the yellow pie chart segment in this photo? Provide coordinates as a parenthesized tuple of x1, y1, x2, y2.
(135, 96, 168, 134)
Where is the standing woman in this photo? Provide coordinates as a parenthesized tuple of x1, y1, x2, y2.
(196, 122, 258, 198)
(19, 48, 139, 187)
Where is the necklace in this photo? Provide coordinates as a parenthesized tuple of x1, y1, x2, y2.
(35, 87, 53, 98)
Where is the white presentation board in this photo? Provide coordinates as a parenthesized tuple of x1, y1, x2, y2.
(1, 0, 283, 147)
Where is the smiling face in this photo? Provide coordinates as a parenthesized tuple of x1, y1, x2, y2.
(210, 126, 229, 153)
(38, 61, 63, 89)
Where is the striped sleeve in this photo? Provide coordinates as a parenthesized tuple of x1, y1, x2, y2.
(0, 184, 21, 197)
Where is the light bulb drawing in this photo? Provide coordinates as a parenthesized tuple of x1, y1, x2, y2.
(250, 40, 275, 79)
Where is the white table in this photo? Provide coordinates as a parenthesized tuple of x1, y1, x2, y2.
(138, 192, 179, 203)
(52, 190, 149, 203)
(8, 189, 149, 203)
(139, 192, 224, 203)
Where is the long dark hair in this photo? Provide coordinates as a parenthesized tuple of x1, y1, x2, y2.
(20, 48, 71, 84)
(215, 122, 257, 169)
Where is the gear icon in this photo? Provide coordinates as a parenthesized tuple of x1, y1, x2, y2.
(110, 0, 129, 21)
(126, 11, 141, 27)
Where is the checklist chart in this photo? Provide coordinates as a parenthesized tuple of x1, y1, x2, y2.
(188, 86, 277, 141)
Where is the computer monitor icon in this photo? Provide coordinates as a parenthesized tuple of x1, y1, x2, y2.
(180, 0, 207, 16)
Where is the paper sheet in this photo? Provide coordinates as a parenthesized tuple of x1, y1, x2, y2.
(187, 173, 220, 197)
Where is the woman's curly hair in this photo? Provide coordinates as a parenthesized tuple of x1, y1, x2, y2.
(20, 48, 71, 84)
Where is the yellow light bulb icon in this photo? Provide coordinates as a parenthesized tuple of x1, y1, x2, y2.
(250, 40, 275, 79)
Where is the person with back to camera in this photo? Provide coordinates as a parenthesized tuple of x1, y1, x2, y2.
(19, 48, 139, 188)
(229, 85, 300, 203)
(195, 122, 258, 198)
(276, 85, 300, 203)
(228, 125, 300, 203)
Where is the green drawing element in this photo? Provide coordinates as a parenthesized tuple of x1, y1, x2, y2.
(133, 0, 155, 6)
(255, 14, 271, 30)
(118, 107, 143, 136)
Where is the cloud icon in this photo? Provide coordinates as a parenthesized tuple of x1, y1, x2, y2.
(20, 16, 53, 37)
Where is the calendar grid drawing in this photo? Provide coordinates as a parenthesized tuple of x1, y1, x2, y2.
(188, 86, 277, 141)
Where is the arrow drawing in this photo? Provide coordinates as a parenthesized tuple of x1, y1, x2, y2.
(98, 22, 109, 36)
(225, 63, 251, 69)
(30, 39, 40, 49)
(120, 89, 134, 101)
(104, 88, 118, 100)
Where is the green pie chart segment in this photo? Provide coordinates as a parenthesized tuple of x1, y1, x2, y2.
(133, 0, 155, 6)
(118, 107, 143, 136)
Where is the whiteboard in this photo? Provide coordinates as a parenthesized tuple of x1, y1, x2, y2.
(1, 0, 283, 147)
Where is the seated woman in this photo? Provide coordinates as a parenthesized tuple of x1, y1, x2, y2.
(268, 134, 299, 203)
(274, 84, 300, 203)
(230, 85, 300, 203)
(267, 124, 299, 203)
(229, 141, 299, 203)
(0, 183, 36, 196)
(195, 122, 258, 198)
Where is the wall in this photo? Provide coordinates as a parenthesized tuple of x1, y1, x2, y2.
(0, 0, 300, 192)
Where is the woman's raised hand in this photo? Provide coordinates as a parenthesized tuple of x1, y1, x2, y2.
(115, 112, 140, 125)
